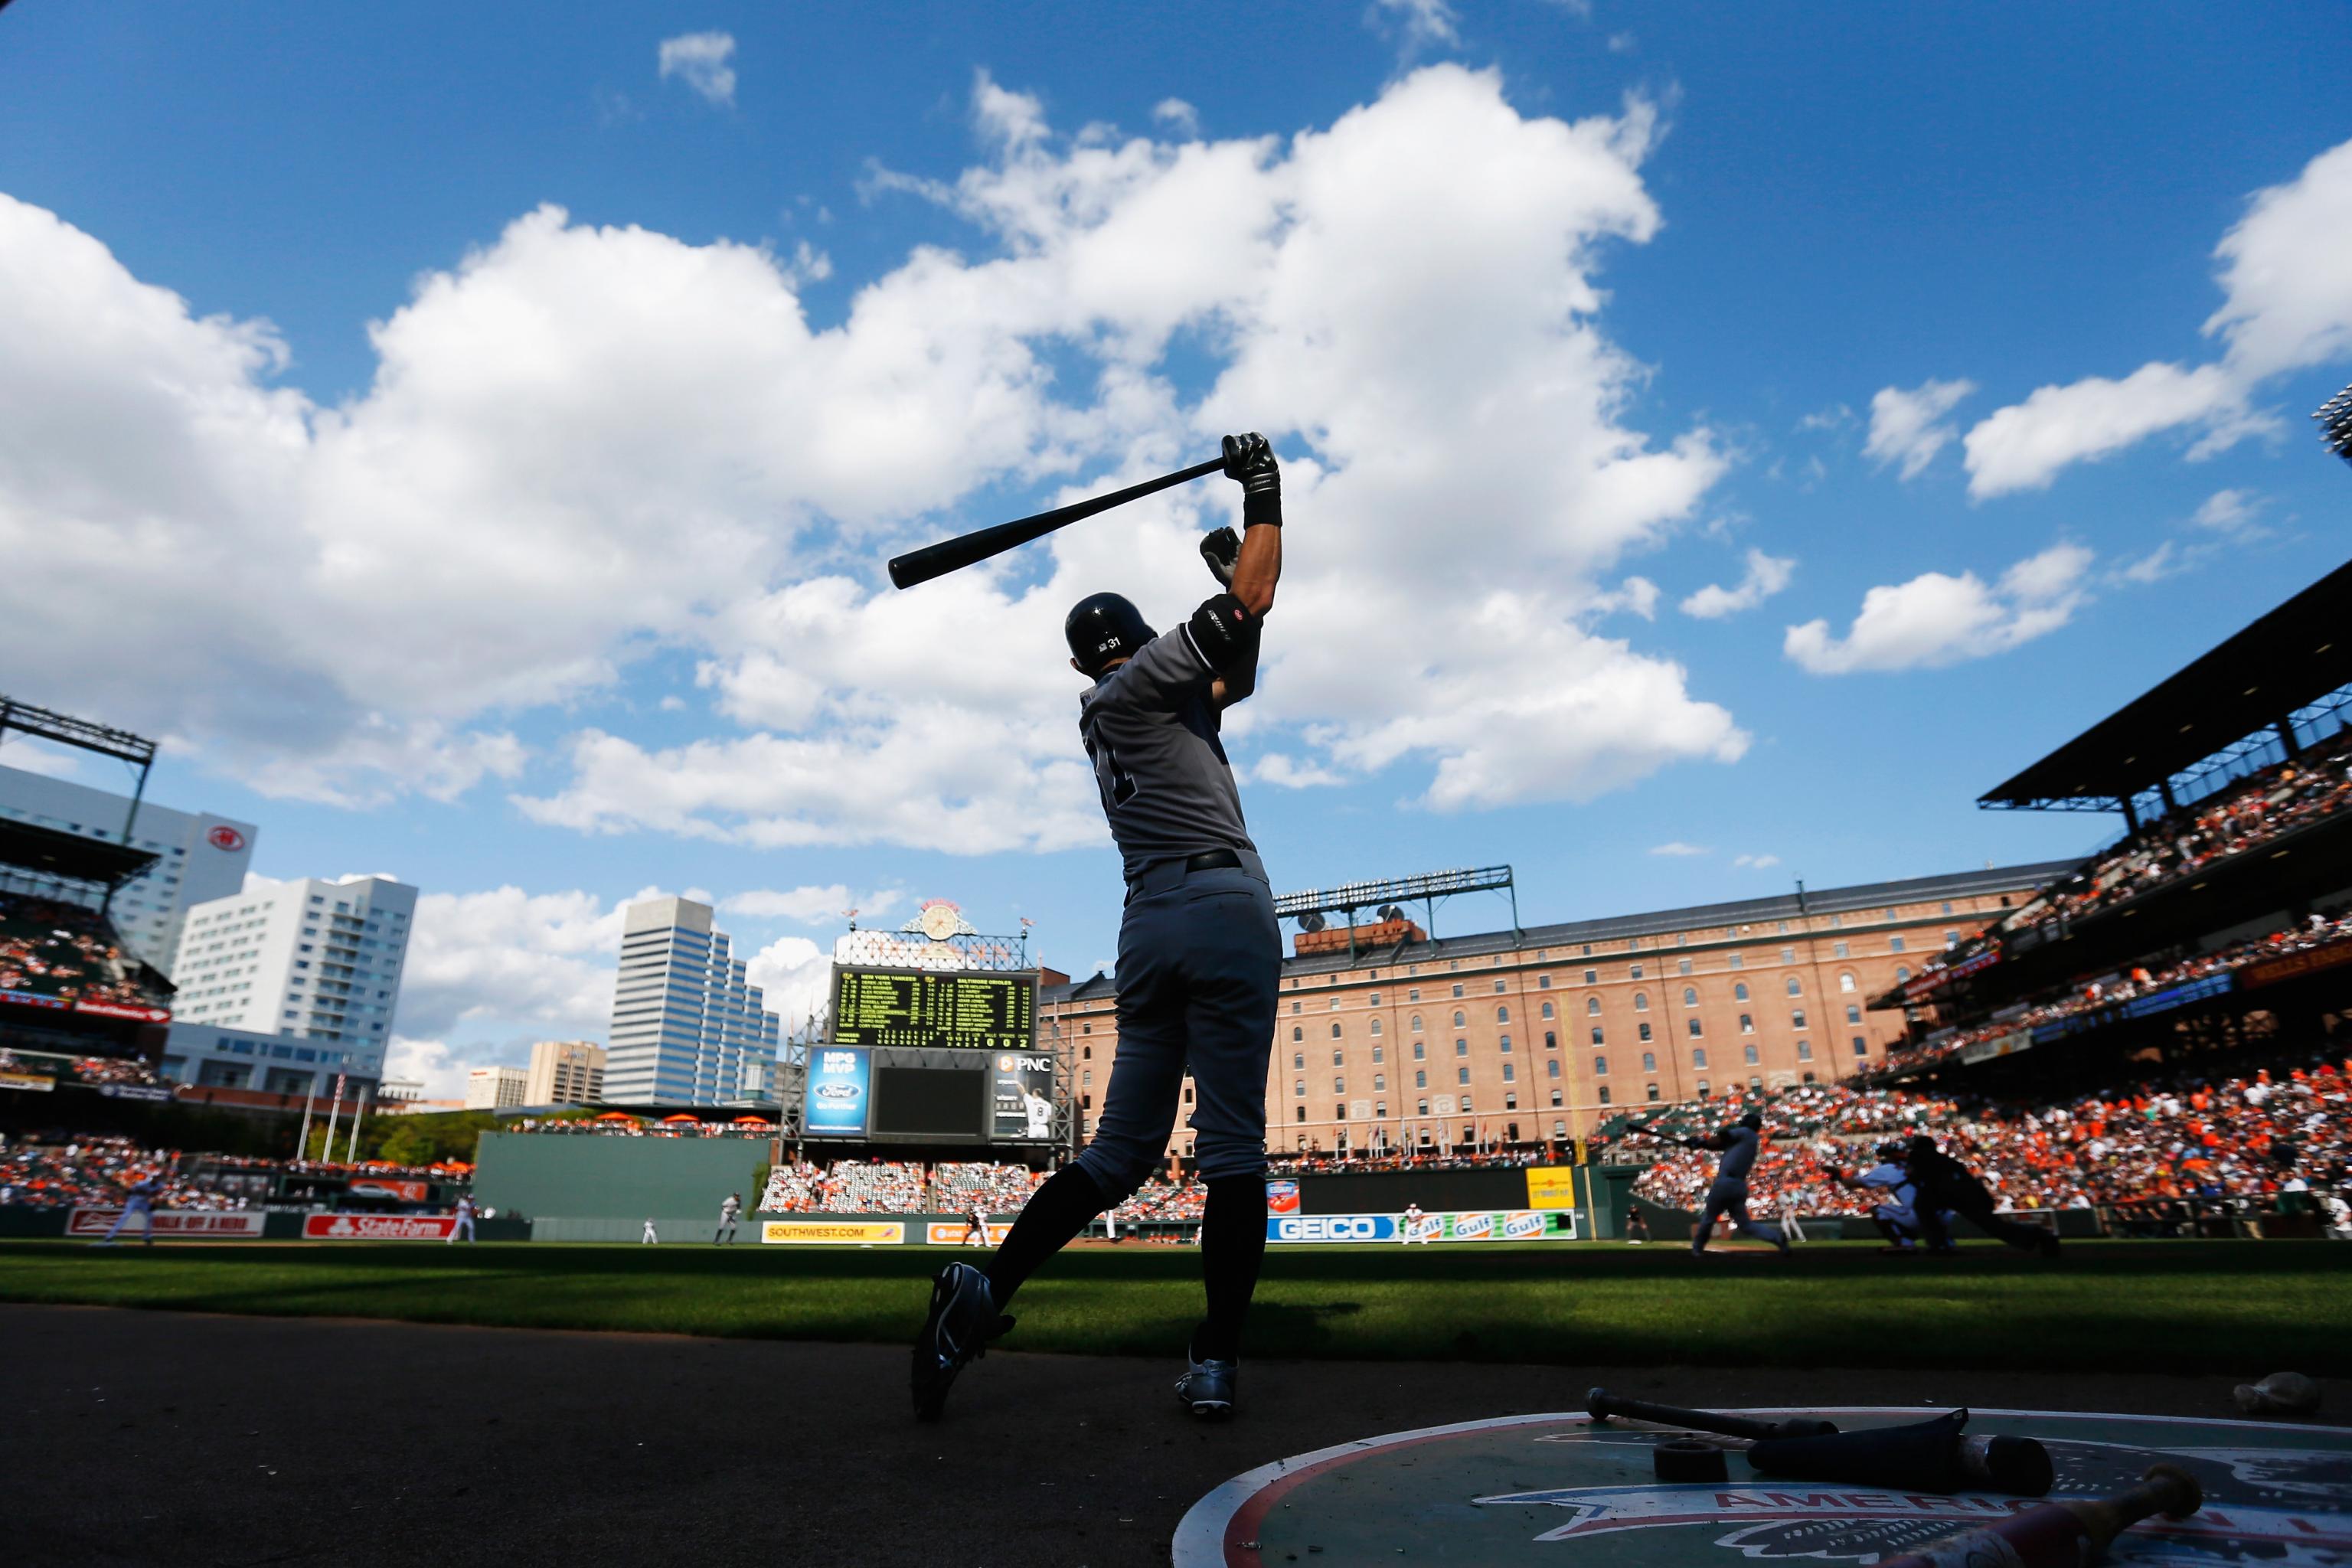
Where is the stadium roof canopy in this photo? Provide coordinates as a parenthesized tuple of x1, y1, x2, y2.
(0, 816, 158, 890)
(1978, 557, 2352, 818)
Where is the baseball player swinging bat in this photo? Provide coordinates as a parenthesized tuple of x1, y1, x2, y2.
(888, 454, 1230, 590)
(1588, 1391, 2054, 1496)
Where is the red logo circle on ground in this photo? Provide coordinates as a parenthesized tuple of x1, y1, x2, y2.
(207, 825, 246, 851)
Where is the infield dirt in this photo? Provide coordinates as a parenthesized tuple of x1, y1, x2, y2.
(11, 1302, 2288, 1568)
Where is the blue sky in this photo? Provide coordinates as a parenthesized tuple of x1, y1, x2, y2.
(2, 2, 2347, 1094)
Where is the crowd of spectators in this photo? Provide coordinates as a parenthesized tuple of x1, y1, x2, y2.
(2004, 743, 2352, 941)
(1628, 1048, 2352, 1218)
(933, 1161, 1045, 1213)
(1878, 910, 2352, 1078)
(506, 1116, 776, 1137)
(0, 893, 157, 1008)
(0, 1135, 243, 1210)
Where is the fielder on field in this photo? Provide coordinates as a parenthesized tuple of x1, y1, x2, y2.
(93, 1173, 162, 1246)
(447, 1193, 478, 1244)
(715, 1192, 742, 1246)
(1401, 1201, 1432, 1245)
(1835, 1141, 1945, 1250)
(1904, 1135, 2062, 1257)
(914, 433, 1285, 1423)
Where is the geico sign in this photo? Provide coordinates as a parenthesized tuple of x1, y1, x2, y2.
(1271, 1214, 1396, 1243)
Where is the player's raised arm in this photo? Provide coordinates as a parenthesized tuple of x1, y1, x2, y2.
(1220, 433, 1282, 619)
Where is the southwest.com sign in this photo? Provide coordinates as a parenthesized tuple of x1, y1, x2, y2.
(1268, 1210, 1576, 1244)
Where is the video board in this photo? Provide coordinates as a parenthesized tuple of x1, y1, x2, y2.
(828, 966, 1037, 1053)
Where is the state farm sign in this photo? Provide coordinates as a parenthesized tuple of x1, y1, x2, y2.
(303, 1213, 460, 1241)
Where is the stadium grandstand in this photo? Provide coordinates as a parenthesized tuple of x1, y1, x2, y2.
(0, 701, 176, 1087)
(1866, 557, 2352, 1094)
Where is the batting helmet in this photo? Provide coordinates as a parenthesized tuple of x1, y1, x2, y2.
(1739, 1112, 1764, 1131)
(1065, 592, 1155, 677)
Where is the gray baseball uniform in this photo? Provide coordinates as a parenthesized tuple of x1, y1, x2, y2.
(1690, 1125, 1785, 1253)
(1072, 625, 1279, 1201)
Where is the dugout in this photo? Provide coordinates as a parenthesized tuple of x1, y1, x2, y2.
(472, 1132, 773, 1242)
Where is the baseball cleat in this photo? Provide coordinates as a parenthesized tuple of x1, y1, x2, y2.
(910, 1263, 1012, 1423)
(1176, 1350, 1240, 1419)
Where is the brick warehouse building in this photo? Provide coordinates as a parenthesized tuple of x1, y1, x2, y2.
(1040, 861, 2073, 1161)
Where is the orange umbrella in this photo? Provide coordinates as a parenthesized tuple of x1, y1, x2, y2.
(594, 1111, 640, 1122)
(731, 1116, 774, 1126)
(661, 1113, 700, 1125)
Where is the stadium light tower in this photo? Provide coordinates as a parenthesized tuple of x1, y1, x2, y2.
(2318, 383, 2352, 471)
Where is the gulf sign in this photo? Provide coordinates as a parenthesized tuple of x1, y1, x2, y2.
(67, 1208, 266, 1239)
(304, 1214, 460, 1240)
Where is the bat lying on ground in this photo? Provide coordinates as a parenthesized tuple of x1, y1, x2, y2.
(1877, 1465, 2201, 1568)
(888, 455, 1227, 590)
(1586, 1390, 2054, 1497)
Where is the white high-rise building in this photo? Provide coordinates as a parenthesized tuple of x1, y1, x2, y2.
(0, 763, 256, 971)
(603, 897, 779, 1104)
(165, 875, 416, 1088)
(465, 1064, 528, 1109)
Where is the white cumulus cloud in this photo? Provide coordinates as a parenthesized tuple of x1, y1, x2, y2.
(1680, 548, 1795, 619)
(658, 31, 737, 107)
(1152, 98, 1200, 137)
(1962, 137, 2352, 496)
(1783, 542, 2094, 675)
(1648, 841, 1708, 857)
(721, 884, 905, 924)
(1371, 0, 1461, 47)
(1732, 852, 1780, 870)
(2, 65, 1743, 844)
(1864, 378, 1975, 480)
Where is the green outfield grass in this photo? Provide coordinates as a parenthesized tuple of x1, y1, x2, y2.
(2, 1238, 2344, 1374)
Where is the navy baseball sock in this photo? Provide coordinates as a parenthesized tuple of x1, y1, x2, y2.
(984, 1163, 1106, 1308)
(1193, 1175, 1267, 1362)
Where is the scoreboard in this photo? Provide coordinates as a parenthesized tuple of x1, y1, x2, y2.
(828, 967, 1037, 1053)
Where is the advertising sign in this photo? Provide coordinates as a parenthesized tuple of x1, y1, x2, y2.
(303, 1214, 460, 1240)
(1269, 1210, 1578, 1244)
(2244, 937, 2352, 990)
(0, 1069, 57, 1092)
(1960, 1029, 2034, 1066)
(990, 1050, 1057, 1142)
(923, 1220, 1014, 1246)
(1265, 1178, 1302, 1216)
(97, 1083, 175, 1102)
(1523, 1168, 1577, 1210)
(762, 1220, 906, 1245)
(347, 1178, 431, 1203)
(805, 1047, 871, 1136)
(67, 1208, 266, 1239)
(74, 999, 172, 1023)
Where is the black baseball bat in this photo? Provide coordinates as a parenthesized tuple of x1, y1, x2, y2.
(1589, 1387, 1839, 1440)
(888, 456, 1228, 590)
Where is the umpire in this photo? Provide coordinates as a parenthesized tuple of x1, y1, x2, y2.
(913, 433, 1285, 1423)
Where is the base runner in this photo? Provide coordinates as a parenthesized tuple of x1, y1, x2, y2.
(1905, 1135, 2062, 1257)
(913, 433, 1285, 1423)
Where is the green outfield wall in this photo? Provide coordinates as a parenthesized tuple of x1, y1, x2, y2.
(472, 1133, 770, 1227)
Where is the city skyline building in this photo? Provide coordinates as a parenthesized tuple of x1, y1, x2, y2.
(602, 896, 779, 1104)
(524, 1039, 606, 1106)
(164, 874, 416, 1089)
(0, 760, 256, 972)
(466, 1063, 528, 1110)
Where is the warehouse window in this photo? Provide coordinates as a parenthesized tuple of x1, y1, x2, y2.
(1678, 959, 1693, 976)
(1410, 1014, 1423, 1031)
(1416, 1070, 1427, 1088)
(1583, 969, 1598, 984)
(1546, 1057, 1560, 1079)
(1889, 936, 1907, 952)
(1499, 1034, 1513, 1053)
(1796, 1040, 1813, 1060)
(1638, 1022, 1652, 1042)
(1853, 1037, 1869, 1057)
(1691, 1048, 1707, 1069)
(1413, 1041, 1426, 1060)
(1544, 1031, 1557, 1050)
(1734, 982, 1749, 1002)
(1745, 1043, 1760, 1065)
(1501, 1062, 1515, 1083)
(1292, 1053, 1303, 1069)
(1785, 976, 1802, 997)
(1598, 1087, 1612, 1106)
(1292, 1027, 1302, 1041)
(1833, 942, 1850, 959)
(1846, 1004, 1861, 1024)
(1646, 1084, 1661, 1102)
(1682, 987, 1697, 1007)
(1541, 1001, 1555, 1019)
(1332, 1048, 1344, 1065)
(1590, 1027, 1604, 1046)
(1642, 1051, 1656, 1073)
(1633, 991, 1649, 1011)
(1370, 1018, 1383, 1035)
(1839, 972, 1857, 992)
(1455, 1039, 1468, 1057)
(1331, 1022, 1343, 1037)
(1593, 1054, 1609, 1075)
(1792, 1009, 1807, 1028)
(1457, 1066, 1470, 1085)
(1687, 1018, 1704, 1037)
(1739, 1013, 1754, 1033)
(1497, 1004, 1511, 1023)
(1586, 996, 1601, 1015)
(1453, 1010, 1466, 1027)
